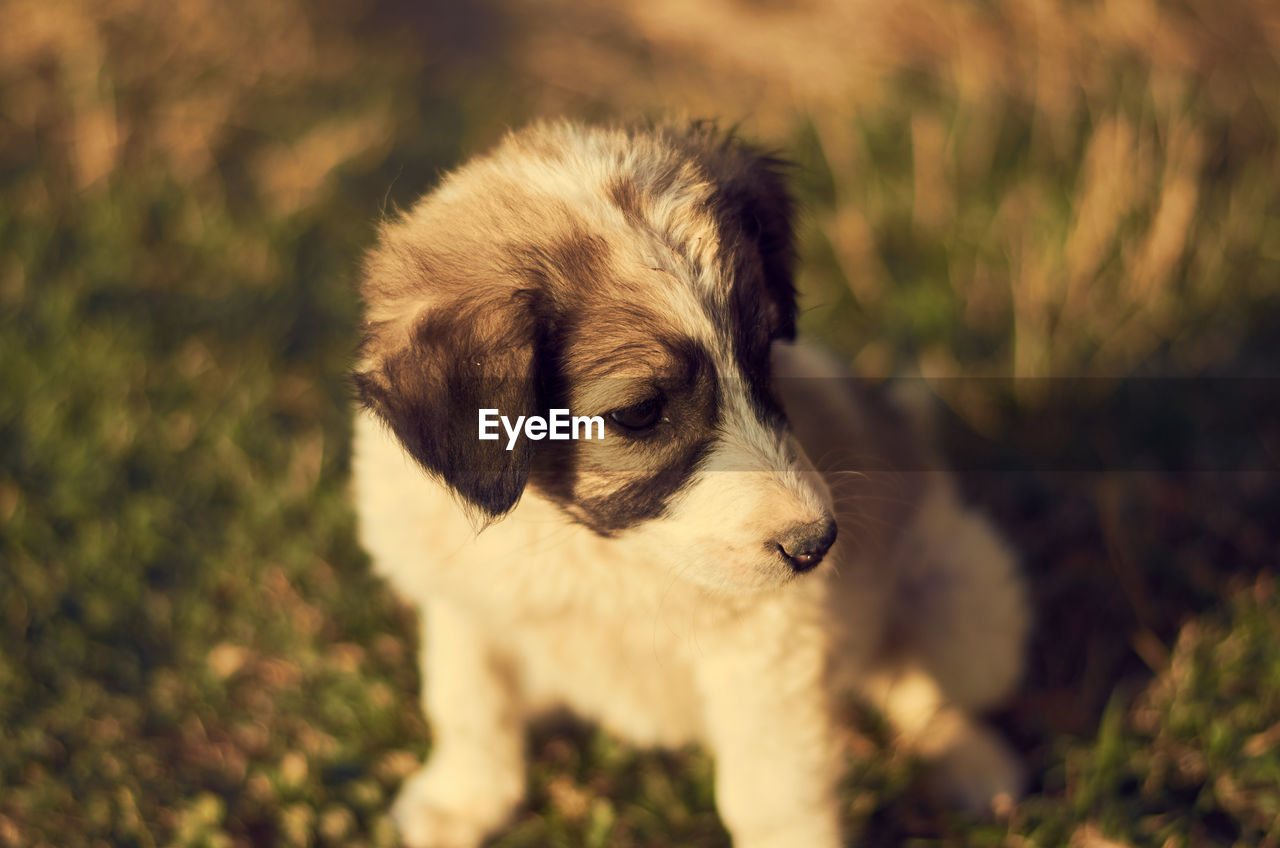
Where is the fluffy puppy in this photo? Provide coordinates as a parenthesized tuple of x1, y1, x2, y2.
(352, 120, 1028, 848)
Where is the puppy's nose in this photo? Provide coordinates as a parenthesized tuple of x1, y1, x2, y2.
(775, 517, 838, 573)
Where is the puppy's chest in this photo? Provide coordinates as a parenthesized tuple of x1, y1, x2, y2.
(440, 520, 712, 746)
(497, 603, 707, 748)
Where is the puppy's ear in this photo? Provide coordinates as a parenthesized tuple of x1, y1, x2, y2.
(354, 291, 543, 522)
(684, 123, 799, 339)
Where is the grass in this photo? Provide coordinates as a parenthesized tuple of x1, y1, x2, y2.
(1, 0, 1278, 845)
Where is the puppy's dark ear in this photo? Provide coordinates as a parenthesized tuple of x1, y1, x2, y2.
(684, 123, 799, 339)
(355, 291, 542, 521)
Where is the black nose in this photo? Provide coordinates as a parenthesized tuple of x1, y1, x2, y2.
(775, 517, 838, 573)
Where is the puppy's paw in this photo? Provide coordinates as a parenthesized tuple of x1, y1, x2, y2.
(923, 718, 1024, 819)
(391, 766, 510, 848)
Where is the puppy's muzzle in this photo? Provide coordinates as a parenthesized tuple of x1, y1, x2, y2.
(775, 516, 838, 573)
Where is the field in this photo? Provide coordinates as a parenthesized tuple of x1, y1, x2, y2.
(2, 0, 1279, 845)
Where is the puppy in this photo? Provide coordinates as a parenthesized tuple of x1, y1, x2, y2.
(352, 120, 1029, 848)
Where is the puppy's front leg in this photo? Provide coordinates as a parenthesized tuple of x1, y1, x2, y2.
(697, 621, 843, 848)
(393, 599, 526, 848)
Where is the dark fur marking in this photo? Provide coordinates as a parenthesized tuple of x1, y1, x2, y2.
(509, 228, 615, 309)
(666, 123, 798, 426)
(531, 337, 719, 535)
(607, 176, 646, 228)
(355, 290, 548, 519)
(573, 437, 716, 534)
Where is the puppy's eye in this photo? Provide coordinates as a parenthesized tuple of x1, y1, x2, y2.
(609, 397, 663, 433)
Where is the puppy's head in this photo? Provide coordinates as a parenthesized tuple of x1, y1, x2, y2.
(355, 121, 835, 592)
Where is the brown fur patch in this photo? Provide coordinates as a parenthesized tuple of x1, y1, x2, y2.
(607, 176, 646, 227)
(355, 290, 545, 519)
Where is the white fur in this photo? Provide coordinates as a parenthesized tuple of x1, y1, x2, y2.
(353, 341, 1029, 848)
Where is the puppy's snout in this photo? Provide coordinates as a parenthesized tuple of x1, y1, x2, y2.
(775, 516, 838, 573)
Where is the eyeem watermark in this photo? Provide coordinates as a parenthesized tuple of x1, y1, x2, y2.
(479, 409, 605, 451)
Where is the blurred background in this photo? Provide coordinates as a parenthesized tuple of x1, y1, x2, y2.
(1, 0, 1278, 845)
